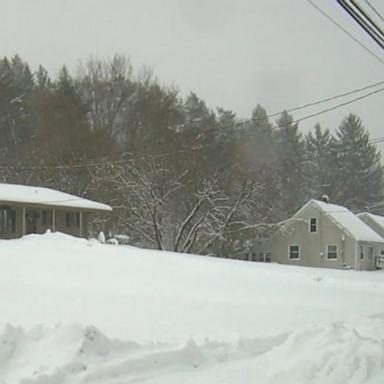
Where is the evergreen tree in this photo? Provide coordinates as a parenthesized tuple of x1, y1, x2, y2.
(334, 114, 383, 211)
(35, 65, 52, 92)
(275, 111, 306, 217)
(305, 123, 338, 200)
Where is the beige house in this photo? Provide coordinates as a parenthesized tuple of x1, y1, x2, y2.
(267, 199, 384, 270)
(0, 183, 112, 239)
(357, 212, 384, 260)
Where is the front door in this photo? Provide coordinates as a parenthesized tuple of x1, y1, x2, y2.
(25, 209, 38, 234)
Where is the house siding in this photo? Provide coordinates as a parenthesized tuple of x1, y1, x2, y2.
(268, 204, 378, 270)
(358, 215, 384, 257)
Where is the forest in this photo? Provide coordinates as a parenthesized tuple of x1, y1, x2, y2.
(0, 54, 382, 257)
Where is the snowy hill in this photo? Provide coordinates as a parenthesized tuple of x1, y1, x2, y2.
(1, 232, 384, 383)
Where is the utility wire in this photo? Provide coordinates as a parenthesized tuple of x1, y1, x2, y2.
(350, 0, 384, 39)
(337, 0, 384, 50)
(306, 0, 384, 64)
(365, 0, 384, 23)
(268, 79, 384, 117)
(2, 134, 383, 172)
(293, 86, 384, 123)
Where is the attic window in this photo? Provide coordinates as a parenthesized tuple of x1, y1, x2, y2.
(309, 218, 317, 233)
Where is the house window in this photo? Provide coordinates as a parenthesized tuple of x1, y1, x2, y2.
(265, 252, 272, 262)
(66, 212, 80, 228)
(289, 245, 300, 260)
(258, 252, 265, 262)
(327, 245, 338, 260)
(381, 250, 384, 256)
(42, 210, 53, 226)
(309, 218, 317, 233)
(368, 247, 374, 260)
(360, 245, 364, 260)
(0, 206, 16, 233)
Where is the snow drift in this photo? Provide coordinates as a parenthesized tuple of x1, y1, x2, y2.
(0, 232, 384, 383)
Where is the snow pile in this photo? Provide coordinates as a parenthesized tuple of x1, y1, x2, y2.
(0, 316, 384, 384)
(1, 232, 384, 383)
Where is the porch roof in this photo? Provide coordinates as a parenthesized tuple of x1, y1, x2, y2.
(0, 183, 112, 212)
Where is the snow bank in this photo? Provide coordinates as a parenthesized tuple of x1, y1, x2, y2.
(1, 315, 384, 384)
(1, 232, 384, 383)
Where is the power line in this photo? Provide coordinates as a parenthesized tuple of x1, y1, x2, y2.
(306, 0, 384, 65)
(293, 86, 384, 123)
(365, 0, 384, 23)
(337, 0, 384, 50)
(268, 79, 384, 118)
(351, 0, 384, 39)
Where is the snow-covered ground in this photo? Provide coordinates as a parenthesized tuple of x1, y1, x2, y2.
(1, 232, 384, 383)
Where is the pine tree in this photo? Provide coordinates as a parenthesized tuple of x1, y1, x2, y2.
(305, 123, 338, 200)
(35, 65, 52, 92)
(334, 114, 383, 211)
(275, 111, 306, 217)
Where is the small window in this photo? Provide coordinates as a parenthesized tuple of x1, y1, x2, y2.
(258, 252, 265, 262)
(309, 218, 317, 233)
(381, 250, 384, 256)
(368, 247, 374, 260)
(289, 245, 300, 260)
(327, 245, 338, 260)
(360, 245, 364, 260)
(66, 212, 80, 228)
(265, 252, 272, 262)
(42, 210, 53, 226)
(0, 207, 16, 233)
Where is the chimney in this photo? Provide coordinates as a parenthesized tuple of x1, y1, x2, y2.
(321, 194, 330, 204)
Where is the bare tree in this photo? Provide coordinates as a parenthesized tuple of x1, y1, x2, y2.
(97, 159, 266, 255)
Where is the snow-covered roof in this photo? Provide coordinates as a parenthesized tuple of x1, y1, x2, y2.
(357, 212, 384, 230)
(301, 199, 384, 243)
(0, 183, 112, 212)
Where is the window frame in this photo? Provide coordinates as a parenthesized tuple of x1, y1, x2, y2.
(65, 212, 80, 228)
(360, 245, 365, 260)
(288, 245, 300, 260)
(0, 206, 16, 233)
(42, 210, 53, 226)
(326, 244, 338, 260)
(309, 217, 317, 233)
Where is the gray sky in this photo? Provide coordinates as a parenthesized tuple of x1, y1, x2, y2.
(1, 0, 383, 151)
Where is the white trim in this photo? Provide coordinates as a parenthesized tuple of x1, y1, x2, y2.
(326, 244, 338, 260)
(52, 209, 56, 232)
(22, 207, 25, 235)
(79, 211, 82, 237)
(308, 217, 317, 233)
(288, 244, 301, 260)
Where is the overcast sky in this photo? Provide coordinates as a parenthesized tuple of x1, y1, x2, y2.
(1, 0, 383, 151)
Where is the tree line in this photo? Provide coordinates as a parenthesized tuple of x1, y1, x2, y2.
(0, 54, 383, 257)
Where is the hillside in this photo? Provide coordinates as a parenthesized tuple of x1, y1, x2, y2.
(1, 232, 384, 383)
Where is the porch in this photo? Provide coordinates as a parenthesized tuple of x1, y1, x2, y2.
(0, 205, 88, 239)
